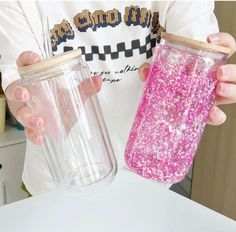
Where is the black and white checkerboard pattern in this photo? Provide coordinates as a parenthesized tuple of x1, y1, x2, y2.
(63, 33, 161, 61)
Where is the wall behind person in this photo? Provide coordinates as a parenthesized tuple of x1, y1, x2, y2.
(191, 1, 236, 220)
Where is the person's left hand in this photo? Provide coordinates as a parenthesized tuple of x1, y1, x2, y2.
(207, 32, 236, 125)
(138, 32, 236, 126)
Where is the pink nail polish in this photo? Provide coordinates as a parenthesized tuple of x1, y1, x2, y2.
(210, 106, 217, 115)
(213, 109, 226, 123)
(15, 89, 23, 100)
(22, 91, 29, 100)
(221, 66, 229, 77)
(30, 117, 43, 127)
(28, 52, 40, 62)
(217, 84, 224, 94)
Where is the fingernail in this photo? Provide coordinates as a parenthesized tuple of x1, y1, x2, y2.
(208, 33, 220, 43)
(221, 66, 229, 76)
(15, 89, 28, 100)
(210, 106, 217, 115)
(217, 83, 224, 94)
(221, 66, 229, 80)
(28, 52, 40, 62)
(30, 117, 43, 127)
(217, 112, 226, 123)
(217, 67, 229, 81)
(211, 106, 226, 122)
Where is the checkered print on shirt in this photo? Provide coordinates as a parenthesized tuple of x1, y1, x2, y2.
(63, 33, 161, 61)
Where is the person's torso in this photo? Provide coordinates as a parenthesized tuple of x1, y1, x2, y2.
(21, 1, 171, 194)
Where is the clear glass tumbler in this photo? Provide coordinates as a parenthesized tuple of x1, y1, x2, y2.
(125, 32, 231, 184)
(19, 49, 117, 195)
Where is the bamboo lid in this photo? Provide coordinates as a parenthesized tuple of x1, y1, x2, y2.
(161, 32, 231, 55)
(19, 49, 82, 76)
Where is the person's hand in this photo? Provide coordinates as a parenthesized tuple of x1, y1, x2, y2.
(138, 32, 236, 126)
(5, 51, 102, 144)
(207, 32, 236, 125)
(6, 51, 44, 144)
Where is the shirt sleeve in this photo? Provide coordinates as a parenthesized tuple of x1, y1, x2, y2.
(165, 1, 219, 41)
(0, 2, 44, 92)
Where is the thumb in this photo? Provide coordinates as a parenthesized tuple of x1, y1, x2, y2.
(16, 51, 41, 67)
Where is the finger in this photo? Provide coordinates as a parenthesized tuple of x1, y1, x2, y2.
(217, 64, 236, 83)
(139, 63, 150, 81)
(15, 105, 44, 129)
(207, 32, 236, 56)
(214, 95, 235, 105)
(16, 51, 41, 67)
(215, 82, 236, 103)
(5, 80, 30, 103)
(91, 75, 102, 92)
(78, 76, 102, 102)
(207, 106, 226, 125)
(25, 128, 44, 145)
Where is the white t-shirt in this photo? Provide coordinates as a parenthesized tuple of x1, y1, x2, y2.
(0, 1, 218, 195)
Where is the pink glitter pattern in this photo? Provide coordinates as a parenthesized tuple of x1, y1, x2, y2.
(125, 44, 225, 184)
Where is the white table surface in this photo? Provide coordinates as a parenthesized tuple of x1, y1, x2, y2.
(0, 169, 235, 232)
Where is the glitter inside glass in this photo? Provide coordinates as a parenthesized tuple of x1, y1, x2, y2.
(125, 41, 227, 184)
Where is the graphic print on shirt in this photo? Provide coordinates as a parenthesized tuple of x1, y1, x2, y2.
(51, 19, 75, 51)
(73, 8, 122, 32)
(50, 6, 165, 83)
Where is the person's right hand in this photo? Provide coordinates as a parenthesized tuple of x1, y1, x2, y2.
(5, 51, 102, 145)
(6, 51, 44, 144)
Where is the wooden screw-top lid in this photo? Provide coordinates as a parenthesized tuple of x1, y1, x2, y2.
(19, 49, 82, 76)
(161, 32, 231, 55)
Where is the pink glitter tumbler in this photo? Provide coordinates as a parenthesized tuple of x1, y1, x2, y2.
(125, 32, 231, 184)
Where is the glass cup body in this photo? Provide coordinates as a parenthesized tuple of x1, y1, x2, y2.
(125, 38, 227, 184)
(21, 56, 117, 195)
